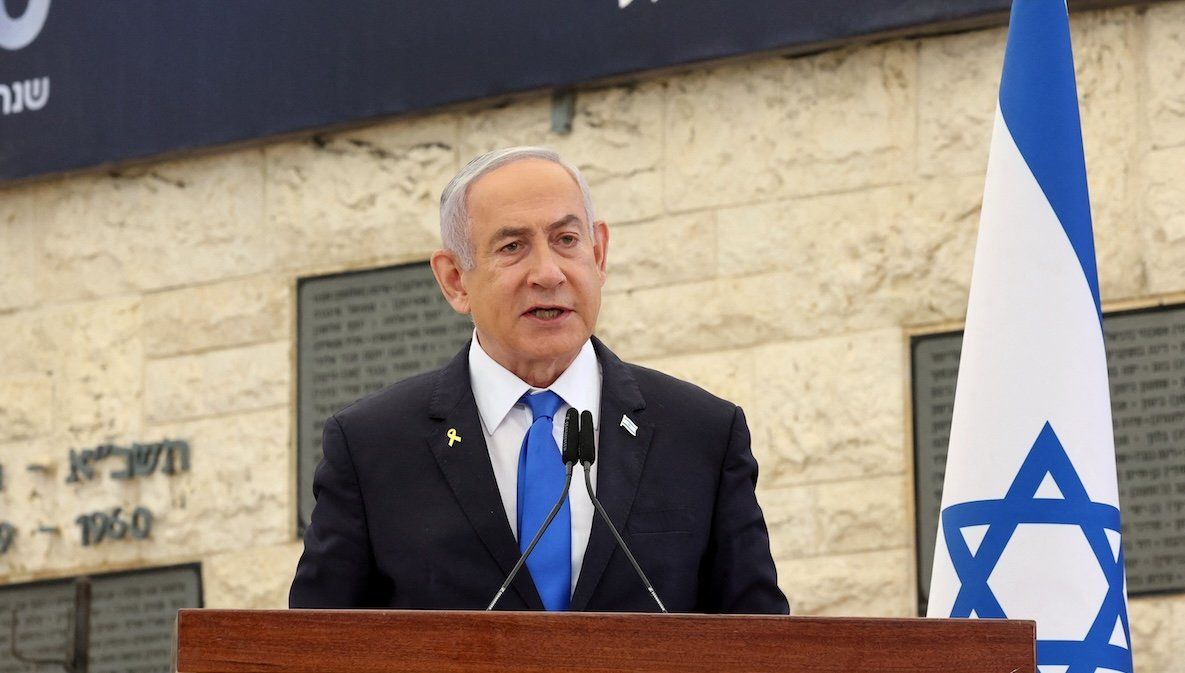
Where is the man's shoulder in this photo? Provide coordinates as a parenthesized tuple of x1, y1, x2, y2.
(621, 360, 739, 424)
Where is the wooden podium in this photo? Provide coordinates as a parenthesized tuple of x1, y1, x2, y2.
(175, 609, 1035, 673)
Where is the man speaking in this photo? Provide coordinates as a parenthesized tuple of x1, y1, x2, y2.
(290, 147, 787, 614)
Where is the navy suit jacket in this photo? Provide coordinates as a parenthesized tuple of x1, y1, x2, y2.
(290, 337, 788, 614)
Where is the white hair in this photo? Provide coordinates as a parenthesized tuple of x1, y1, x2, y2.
(439, 146, 596, 270)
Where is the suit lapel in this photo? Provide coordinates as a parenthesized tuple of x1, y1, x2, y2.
(570, 338, 652, 611)
(425, 344, 543, 610)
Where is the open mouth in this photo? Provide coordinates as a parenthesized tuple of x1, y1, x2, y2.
(526, 307, 568, 320)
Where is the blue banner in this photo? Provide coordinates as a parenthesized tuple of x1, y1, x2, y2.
(0, 0, 1118, 181)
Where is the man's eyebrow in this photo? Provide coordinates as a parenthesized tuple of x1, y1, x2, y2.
(547, 214, 583, 230)
(490, 226, 531, 242)
(489, 215, 583, 243)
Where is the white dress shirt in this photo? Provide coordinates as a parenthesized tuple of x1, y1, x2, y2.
(468, 333, 600, 595)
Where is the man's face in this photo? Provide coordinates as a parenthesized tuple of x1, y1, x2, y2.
(445, 158, 608, 381)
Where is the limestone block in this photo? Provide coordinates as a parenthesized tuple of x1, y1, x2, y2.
(0, 182, 48, 313)
(1141, 146, 1185, 295)
(144, 341, 289, 423)
(919, 10, 1142, 301)
(141, 407, 291, 556)
(0, 373, 52, 442)
(55, 298, 144, 441)
(0, 307, 56, 377)
(0, 300, 137, 441)
(634, 347, 754, 414)
(1146, 1, 1185, 150)
(664, 42, 915, 211)
(717, 179, 980, 336)
(777, 548, 914, 617)
(265, 115, 458, 272)
(1071, 8, 1144, 301)
(760, 485, 821, 561)
(1128, 596, 1176, 673)
(917, 27, 1005, 178)
(203, 542, 304, 609)
(605, 212, 716, 293)
(0, 406, 291, 576)
(39, 150, 272, 302)
(746, 329, 906, 487)
(0, 439, 75, 577)
(813, 476, 909, 555)
(597, 273, 797, 361)
(143, 275, 291, 357)
(459, 82, 665, 225)
(761, 477, 908, 562)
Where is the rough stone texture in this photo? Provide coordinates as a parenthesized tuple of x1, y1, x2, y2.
(144, 342, 289, 422)
(605, 212, 716, 293)
(265, 115, 458, 274)
(459, 82, 665, 225)
(203, 542, 304, 609)
(0, 439, 75, 579)
(665, 42, 916, 211)
(1073, 8, 1145, 302)
(597, 274, 796, 361)
(0, 307, 57, 378)
(918, 9, 1145, 301)
(917, 27, 1005, 179)
(1140, 145, 1185, 296)
(0, 373, 53, 442)
(747, 329, 906, 487)
(710, 472, 907, 564)
(0, 407, 289, 576)
(717, 178, 980, 331)
(38, 151, 272, 302)
(1146, 1, 1185, 150)
(778, 548, 914, 617)
(140, 407, 291, 557)
(634, 348, 755, 415)
(1128, 596, 1176, 673)
(55, 298, 144, 442)
(0, 298, 144, 442)
(0, 182, 48, 313)
(143, 275, 292, 357)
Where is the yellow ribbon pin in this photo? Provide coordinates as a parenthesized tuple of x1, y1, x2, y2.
(446, 428, 462, 447)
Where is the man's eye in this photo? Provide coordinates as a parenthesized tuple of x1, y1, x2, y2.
(501, 241, 521, 253)
(558, 234, 578, 246)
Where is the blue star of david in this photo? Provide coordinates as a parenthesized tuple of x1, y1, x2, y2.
(940, 422, 1132, 673)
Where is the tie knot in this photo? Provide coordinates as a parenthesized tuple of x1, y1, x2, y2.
(521, 390, 564, 421)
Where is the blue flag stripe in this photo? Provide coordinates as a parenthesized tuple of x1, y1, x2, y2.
(998, 0, 1101, 321)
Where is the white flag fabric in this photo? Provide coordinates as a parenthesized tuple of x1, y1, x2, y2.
(926, 2, 1132, 672)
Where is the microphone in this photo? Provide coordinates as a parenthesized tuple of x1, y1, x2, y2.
(486, 407, 580, 610)
(578, 410, 668, 613)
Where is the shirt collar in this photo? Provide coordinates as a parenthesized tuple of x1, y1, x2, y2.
(468, 331, 600, 435)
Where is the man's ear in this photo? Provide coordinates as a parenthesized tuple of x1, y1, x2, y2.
(430, 249, 472, 315)
(592, 220, 609, 282)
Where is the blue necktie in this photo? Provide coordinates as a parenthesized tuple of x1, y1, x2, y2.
(517, 390, 571, 611)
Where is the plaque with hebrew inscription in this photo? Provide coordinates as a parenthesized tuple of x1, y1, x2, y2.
(912, 305, 1185, 613)
(0, 564, 201, 673)
(297, 263, 473, 533)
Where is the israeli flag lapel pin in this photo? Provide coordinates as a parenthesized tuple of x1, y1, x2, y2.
(620, 414, 638, 436)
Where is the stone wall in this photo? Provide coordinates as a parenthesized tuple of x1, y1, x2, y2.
(2, 3, 1185, 670)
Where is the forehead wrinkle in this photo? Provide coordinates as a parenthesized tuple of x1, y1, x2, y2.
(489, 214, 583, 244)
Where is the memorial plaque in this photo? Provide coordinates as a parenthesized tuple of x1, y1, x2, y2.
(0, 564, 201, 673)
(912, 305, 1185, 613)
(297, 263, 473, 533)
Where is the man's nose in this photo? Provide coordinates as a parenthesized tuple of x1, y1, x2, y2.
(527, 246, 565, 288)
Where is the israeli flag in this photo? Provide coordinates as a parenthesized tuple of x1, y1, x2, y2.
(925, 2, 1132, 673)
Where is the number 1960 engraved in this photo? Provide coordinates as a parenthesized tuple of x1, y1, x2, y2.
(75, 507, 153, 546)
